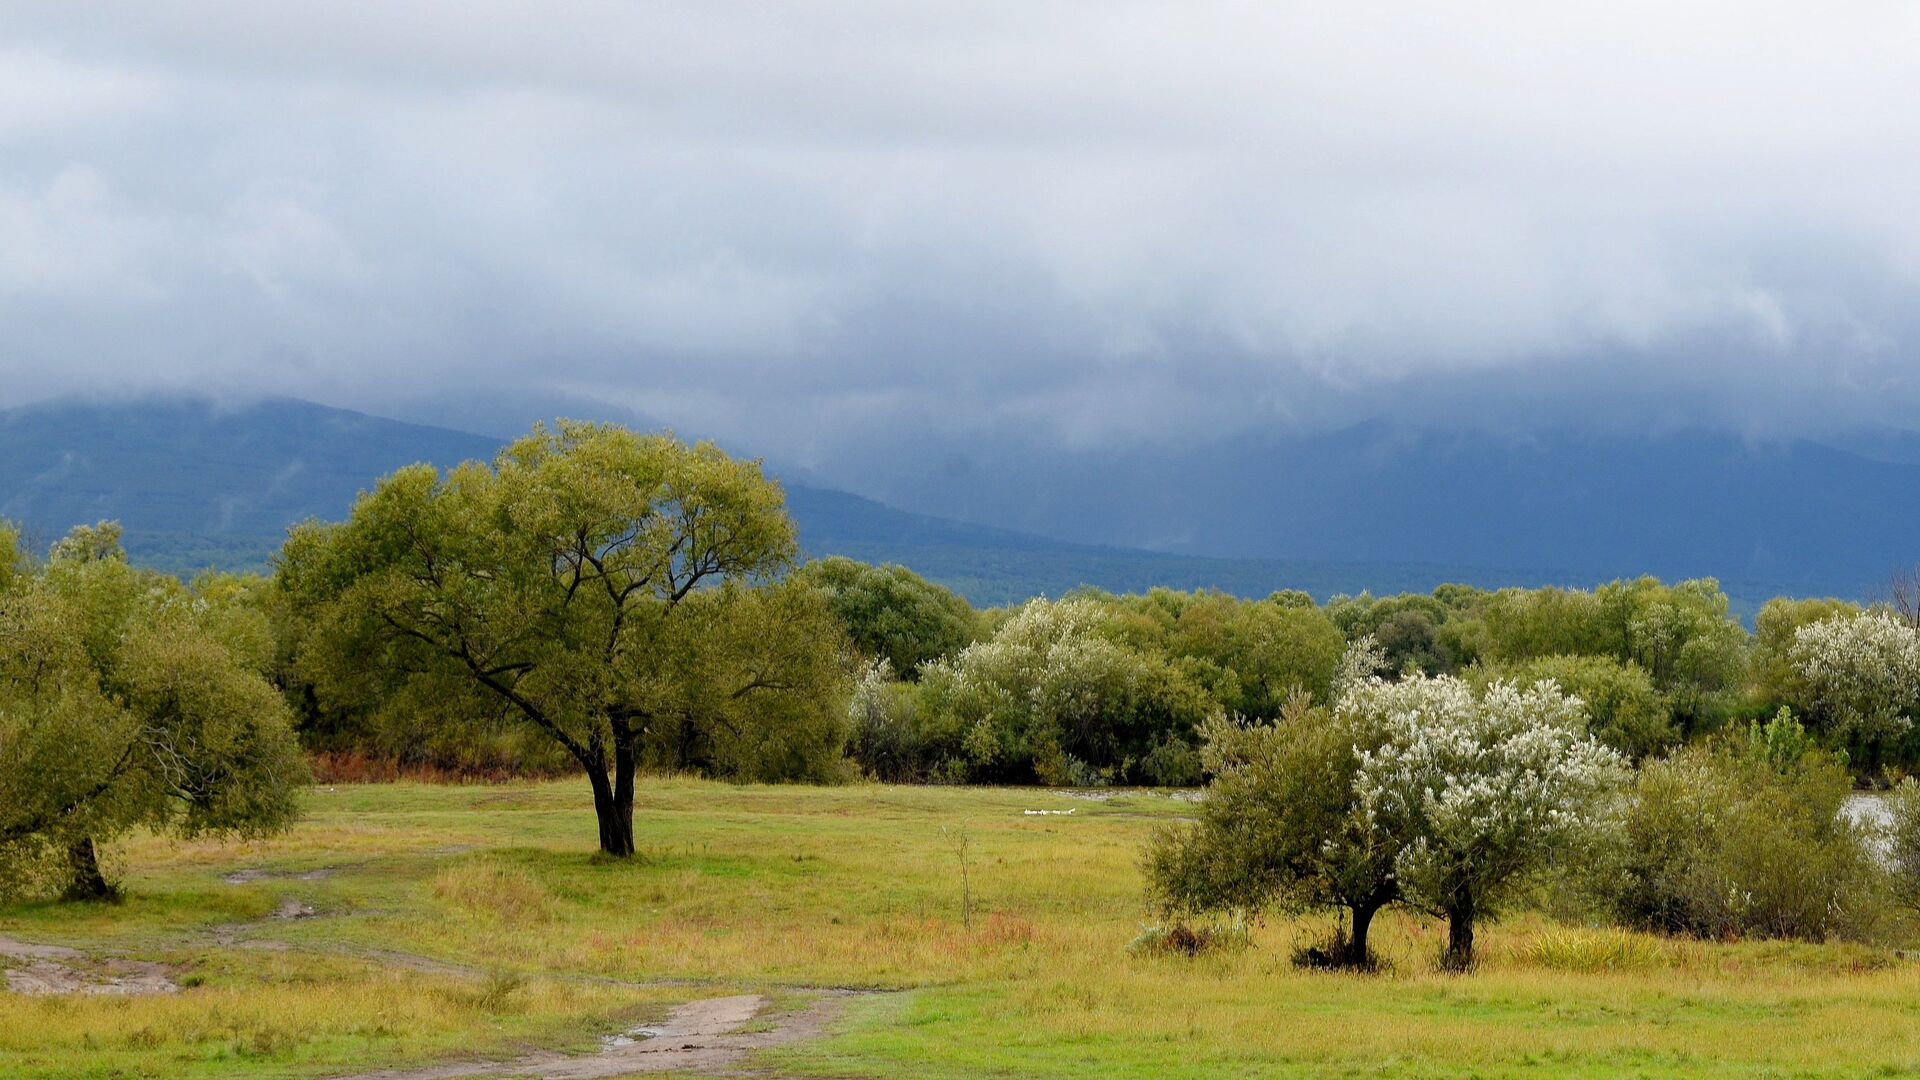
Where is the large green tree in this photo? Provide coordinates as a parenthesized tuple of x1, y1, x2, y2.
(0, 523, 306, 900)
(277, 422, 847, 856)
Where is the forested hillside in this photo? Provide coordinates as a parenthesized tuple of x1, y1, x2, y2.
(0, 397, 1558, 605)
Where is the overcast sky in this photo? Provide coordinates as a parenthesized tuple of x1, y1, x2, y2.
(6, 2, 1920, 477)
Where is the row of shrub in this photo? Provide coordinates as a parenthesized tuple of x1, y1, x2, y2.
(821, 560, 1920, 786)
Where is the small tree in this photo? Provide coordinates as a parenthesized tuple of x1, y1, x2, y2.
(1343, 674, 1626, 969)
(278, 422, 846, 856)
(0, 524, 306, 900)
(1144, 693, 1400, 968)
(846, 658, 932, 781)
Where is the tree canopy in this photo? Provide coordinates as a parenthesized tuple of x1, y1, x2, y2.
(916, 597, 1216, 785)
(1146, 692, 1401, 968)
(795, 556, 978, 677)
(0, 522, 306, 899)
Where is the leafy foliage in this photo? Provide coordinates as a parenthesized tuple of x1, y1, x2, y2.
(1887, 777, 1920, 915)
(795, 556, 979, 677)
(1482, 655, 1676, 761)
(1145, 691, 1399, 967)
(1789, 611, 1920, 760)
(1749, 596, 1861, 708)
(1102, 588, 1348, 718)
(915, 597, 1217, 785)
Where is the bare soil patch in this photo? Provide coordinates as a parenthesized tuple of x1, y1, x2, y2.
(223, 865, 338, 884)
(0, 935, 179, 996)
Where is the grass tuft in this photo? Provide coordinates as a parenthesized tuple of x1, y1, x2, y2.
(1511, 926, 1688, 973)
(432, 857, 555, 925)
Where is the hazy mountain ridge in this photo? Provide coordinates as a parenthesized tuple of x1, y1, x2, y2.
(862, 420, 1920, 601)
(5, 396, 1913, 608)
(0, 396, 1556, 606)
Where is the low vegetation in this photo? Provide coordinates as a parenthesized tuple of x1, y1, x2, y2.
(2, 781, 1920, 1079)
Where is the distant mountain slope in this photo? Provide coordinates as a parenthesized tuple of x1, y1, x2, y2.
(0, 397, 1550, 606)
(0, 397, 501, 550)
(869, 420, 1920, 603)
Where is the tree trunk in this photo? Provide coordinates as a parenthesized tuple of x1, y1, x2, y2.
(1343, 901, 1380, 969)
(1442, 899, 1476, 971)
(588, 768, 635, 857)
(62, 836, 116, 902)
(614, 739, 636, 855)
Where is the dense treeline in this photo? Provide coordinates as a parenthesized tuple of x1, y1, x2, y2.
(16, 444, 1920, 797)
(842, 572, 1920, 785)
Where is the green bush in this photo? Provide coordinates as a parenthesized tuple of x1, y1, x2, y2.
(916, 598, 1216, 785)
(1600, 714, 1883, 942)
(846, 660, 934, 782)
(1139, 734, 1202, 787)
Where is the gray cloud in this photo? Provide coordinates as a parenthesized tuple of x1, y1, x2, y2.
(4, 1, 1920, 490)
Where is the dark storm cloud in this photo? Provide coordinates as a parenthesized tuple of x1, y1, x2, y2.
(5, 1, 1920, 481)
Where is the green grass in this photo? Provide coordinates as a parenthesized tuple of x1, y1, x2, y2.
(5, 779, 1920, 1077)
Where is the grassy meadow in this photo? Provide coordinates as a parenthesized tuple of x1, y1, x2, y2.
(4, 779, 1920, 1079)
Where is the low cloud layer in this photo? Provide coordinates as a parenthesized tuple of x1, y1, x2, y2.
(5, 2, 1920, 482)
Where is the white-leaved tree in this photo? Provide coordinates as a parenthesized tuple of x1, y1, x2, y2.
(1789, 611, 1920, 761)
(1342, 674, 1627, 969)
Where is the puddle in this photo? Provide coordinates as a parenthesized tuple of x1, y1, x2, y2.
(599, 1026, 664, 1049)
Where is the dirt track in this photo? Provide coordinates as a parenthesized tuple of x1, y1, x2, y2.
(327, 991, 865, 1079)
(3, 890, 879, 1078)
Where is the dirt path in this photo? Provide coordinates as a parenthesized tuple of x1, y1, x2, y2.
(7, 884, 882, 1076)
(327, 990, 868, 1079)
